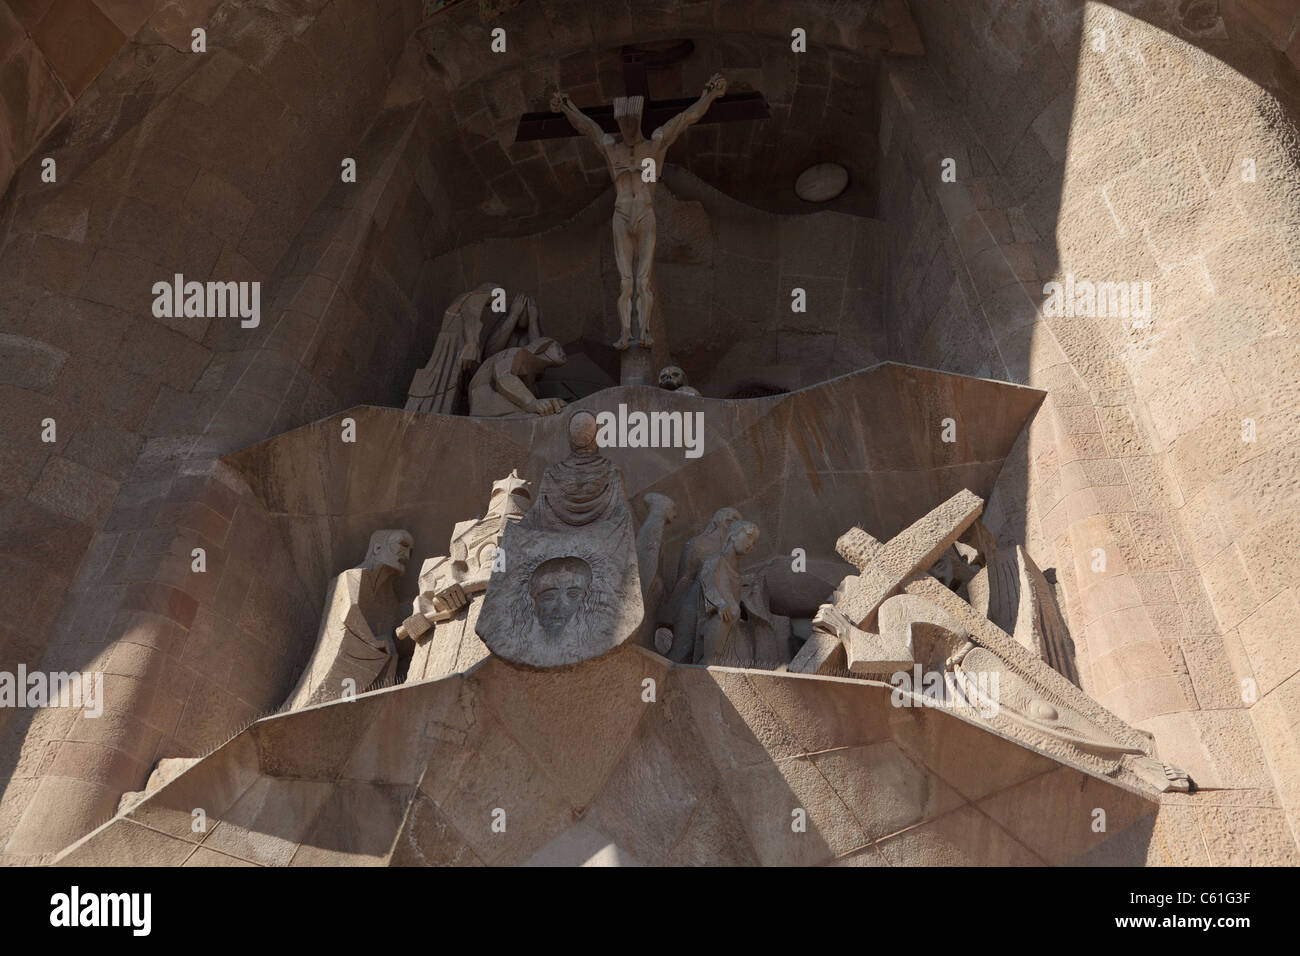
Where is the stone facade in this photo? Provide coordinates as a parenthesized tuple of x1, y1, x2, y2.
(880, 0, 1300, 864)
(0, 0, 1297, 865)
(51, 644, 1160, 866)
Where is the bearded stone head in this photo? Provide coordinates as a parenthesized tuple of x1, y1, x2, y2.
(366, 529, 413, 575)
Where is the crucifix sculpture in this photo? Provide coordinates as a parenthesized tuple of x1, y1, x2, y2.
(517, 49, 769, 376)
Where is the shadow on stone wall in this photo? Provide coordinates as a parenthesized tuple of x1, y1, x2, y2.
(885, 0, 1300, 863)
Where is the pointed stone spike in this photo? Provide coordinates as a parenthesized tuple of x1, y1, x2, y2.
(1015, 546, 1080, 686)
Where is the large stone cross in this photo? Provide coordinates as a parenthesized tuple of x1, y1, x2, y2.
(514, 47, 770, 143)
(516, 47, 769, 385)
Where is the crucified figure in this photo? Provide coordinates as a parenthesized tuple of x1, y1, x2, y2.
(551, 73, 727, 350)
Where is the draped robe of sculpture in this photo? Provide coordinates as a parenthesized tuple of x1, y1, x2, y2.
(408, 286, 552, 416)
(734, 571, 792, 667)
(693, 552, 740, 664)
(535, 448, 623, 528)
(405, 283, 499, 414)
(467, 337, 568, 418)
(477, 412, 643, 667)
(691, 522, 759, 664)
(965, 537, 1080, 686)
(663, 507, 742, 662)
(483, 292, 543, 354)
(282, 530, 411, 710)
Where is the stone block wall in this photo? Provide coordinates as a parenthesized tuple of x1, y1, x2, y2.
(2, 0, 1297, 866)
(888, 0, 1300, 863)
(0, 0, 440, 859)
(1, 0, 127, 201)
(409, 1, 914, 237)
(0, 0, 921, 864)
(50, 646, 1159, 867)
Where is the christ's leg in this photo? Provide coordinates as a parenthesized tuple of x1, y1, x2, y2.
(633, 209, 657, 347)
(612, 212, 636, 350)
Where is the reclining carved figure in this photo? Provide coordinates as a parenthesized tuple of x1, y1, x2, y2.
(467, 337, 568, 418)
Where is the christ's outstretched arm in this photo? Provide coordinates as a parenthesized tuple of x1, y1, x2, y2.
(551, 91, 608, 147)
(652, 73, 727, 148)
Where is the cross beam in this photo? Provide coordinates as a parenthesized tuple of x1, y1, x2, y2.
(516, 91, 769, 142)
(514, 48, 769, 142)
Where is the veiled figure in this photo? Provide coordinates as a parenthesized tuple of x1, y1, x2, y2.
(532, 419, 629, 530)
(476, 411, 644, 667)
(663, 506, 742, 662)
(692, 521, 760, 665)
(283, 529, 412, 710)
(406, 285, 550, 415)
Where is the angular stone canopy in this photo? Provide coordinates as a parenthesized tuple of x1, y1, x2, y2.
(55, 644, 1158, 867)
(224, 363, 1045, 610)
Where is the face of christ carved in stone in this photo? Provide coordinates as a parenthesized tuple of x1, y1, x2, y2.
(529, 557, 593, 636)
